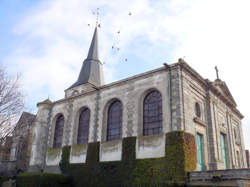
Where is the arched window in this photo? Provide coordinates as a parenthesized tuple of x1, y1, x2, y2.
(195, 102, 201, 118)
(143, 90, 162, 136)
(77, 108, 90, 144)
(53, 115, 64, 148)
(107, 100, 122, 141)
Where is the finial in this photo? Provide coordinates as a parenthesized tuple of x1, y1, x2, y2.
(92, 8, 100, 27)
(215, 66, 219, 80)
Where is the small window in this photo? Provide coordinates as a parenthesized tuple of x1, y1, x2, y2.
(195, 102, 201, 118)
(234, 128, 237, 139)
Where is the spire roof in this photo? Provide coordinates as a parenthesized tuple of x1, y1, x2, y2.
(69, 27, 104, 89)
(87, 27, 99, 60)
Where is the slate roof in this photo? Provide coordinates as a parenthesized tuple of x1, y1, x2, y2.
(69, 27, 103, 89)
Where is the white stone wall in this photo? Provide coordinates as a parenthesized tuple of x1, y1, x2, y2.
(29, 63, 246, 172)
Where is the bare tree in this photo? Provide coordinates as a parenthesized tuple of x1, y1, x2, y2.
(0, 66, 24, 139)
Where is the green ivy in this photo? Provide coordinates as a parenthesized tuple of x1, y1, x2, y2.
(16, 172, 73, 187)
(58, 131, 196, 187)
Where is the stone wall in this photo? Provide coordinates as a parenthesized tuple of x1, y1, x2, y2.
(29, 62, 247, 172)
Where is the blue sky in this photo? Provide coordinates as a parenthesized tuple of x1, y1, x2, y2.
(1, 0, 250, 150)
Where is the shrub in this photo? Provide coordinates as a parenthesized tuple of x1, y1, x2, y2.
(16, 172, 73, 187)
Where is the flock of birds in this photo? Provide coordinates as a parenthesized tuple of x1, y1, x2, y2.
(87, 9, 132, 65)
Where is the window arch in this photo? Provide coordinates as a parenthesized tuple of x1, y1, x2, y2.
(143, 90, 162, 136)
(107, 100, 122, 141)
(53, 114, 64, 148)
(77, 108, 90, 144)
(195, 102, 201, 118)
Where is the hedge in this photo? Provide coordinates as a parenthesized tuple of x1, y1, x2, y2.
(0, 176, 8, 187)
(58, 131, 196, 187)
(16, 172, 73, 187)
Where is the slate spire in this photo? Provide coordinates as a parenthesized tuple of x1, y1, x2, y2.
(69, 27, 104, 89)
(87, 27, 99, 60)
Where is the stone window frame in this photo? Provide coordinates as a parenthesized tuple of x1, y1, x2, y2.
(52, 114, 65, 148)
(195, 102, 201, 118)
(77, 107, 91, 145)
(101, 98, 124, 142)
(219, 132, 230, 168)
(137, 88, 163, 137)
(49, 113, 65, 148)
(195, 128, 208, 171)
(72, 106, 91, 145)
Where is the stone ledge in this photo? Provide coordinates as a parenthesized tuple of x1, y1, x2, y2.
(193, 117, 207, 127)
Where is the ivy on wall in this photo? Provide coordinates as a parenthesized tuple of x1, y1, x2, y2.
(59, 131, 196, 187)
(17, 131, 197, 187)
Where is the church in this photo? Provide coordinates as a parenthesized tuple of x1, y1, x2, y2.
(28, 26, 247, 178)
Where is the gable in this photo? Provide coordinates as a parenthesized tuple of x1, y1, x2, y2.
(213, 80, 237, 107)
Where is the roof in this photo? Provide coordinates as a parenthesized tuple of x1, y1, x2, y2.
(14, 112, 36, 131)
(69, 27, 104, 89)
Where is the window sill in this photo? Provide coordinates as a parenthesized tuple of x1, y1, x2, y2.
(193, 117, 207, 127)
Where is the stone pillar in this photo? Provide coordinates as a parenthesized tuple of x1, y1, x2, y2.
(28, 99, 52, 172)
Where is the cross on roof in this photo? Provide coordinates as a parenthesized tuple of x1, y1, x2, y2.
(215, 66, 219, 80)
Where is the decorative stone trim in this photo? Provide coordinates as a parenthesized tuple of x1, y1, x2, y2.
(193, 117, 207, 127)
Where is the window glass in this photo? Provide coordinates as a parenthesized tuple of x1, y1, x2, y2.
(77, 108, 90, 144)
(53, 115, 64, 148)
(107, 100, 122, 141)
(143, 90, 162, 136)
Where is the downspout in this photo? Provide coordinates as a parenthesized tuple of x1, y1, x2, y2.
(41, 106, 52, 172)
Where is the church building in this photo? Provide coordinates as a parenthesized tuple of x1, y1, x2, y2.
(28, 26, 247, 175)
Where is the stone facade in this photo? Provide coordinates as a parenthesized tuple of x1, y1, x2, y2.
(28, 27, 247, 173)
(9, 112, 36, 172)
(28, 61, 247, 172)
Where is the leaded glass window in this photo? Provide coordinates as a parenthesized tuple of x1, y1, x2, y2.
(53, 115, 64, 148)
(77, 108, 90, 144)
(107, 100, 122, 141)
(143, 90, 162, 136)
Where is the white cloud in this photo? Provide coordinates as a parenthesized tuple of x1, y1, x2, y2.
(3, 0, 250, 150)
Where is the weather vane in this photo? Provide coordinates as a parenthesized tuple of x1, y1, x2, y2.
(215, 66, 219, 80)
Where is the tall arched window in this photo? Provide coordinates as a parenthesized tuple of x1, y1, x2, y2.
(77, 108, 90, 144)
(53, 115, 64, 148)
(107, 100, 122, 141)
(143, 90, 162, 136)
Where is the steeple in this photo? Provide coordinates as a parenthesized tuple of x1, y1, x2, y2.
(69, 27, 104, 89)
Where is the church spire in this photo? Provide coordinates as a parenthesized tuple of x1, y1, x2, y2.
(87, 27, 99, 60)
(69, 27, 104, 89)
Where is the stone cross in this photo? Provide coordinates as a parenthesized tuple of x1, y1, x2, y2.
(215, 66, 219, 80)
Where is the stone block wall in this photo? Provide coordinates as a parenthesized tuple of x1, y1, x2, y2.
(29, 62, 247, 172)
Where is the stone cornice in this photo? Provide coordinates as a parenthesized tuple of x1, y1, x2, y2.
(177, 60, 244, 119)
